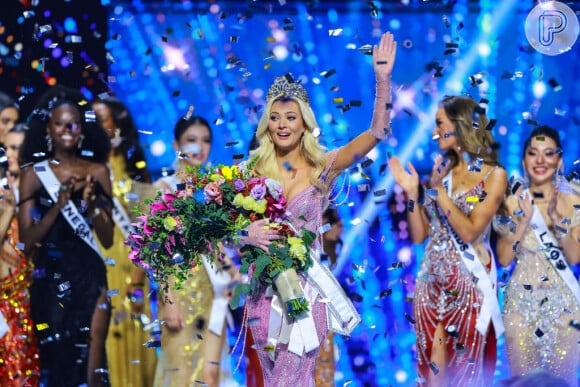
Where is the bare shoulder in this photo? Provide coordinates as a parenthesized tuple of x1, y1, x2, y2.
(560, 187, 580, 216)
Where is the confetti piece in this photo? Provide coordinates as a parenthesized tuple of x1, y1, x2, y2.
(429, 361, 439, 375)
(446, 325, 459, 337)
(548, 77, 562, 92)
(404, 313, 416, 324)
(426, 189, 438, 197)
(373, 189, 386, 197)
(358, 44, 373, 55)
(466, 196, 479, 203)
(329, 28, 343, 36)
(380, 289, 392, 298)
(485, 118, 497, 131)
(534, 328, 544, 337)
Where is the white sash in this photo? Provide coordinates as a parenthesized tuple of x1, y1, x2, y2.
(111, 197, 133, 239)
(202, 255, 234, 335)
(265, 249, 361, 359)
(34, 160, 103, 257)
(441, 173, 504, 336)
(526, 190, 580, 306)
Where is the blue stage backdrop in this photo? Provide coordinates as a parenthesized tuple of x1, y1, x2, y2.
(104, 1, 580, 385)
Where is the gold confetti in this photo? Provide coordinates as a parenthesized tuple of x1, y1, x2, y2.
(36, 323, 49, 331)
(266, 37, 276, 43)
(333, 97, 344, 104)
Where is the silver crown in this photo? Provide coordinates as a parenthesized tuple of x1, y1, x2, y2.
(266, 74, 310, 105)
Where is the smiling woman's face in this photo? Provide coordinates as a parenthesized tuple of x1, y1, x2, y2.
(523, 136, 562, 186)
(267, 99, 305, 153)
(0, 106, 18, 143)
(47, 103, 83, 151)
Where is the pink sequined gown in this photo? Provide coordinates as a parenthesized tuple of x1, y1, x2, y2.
(414, 180, 497, 386)
(246, 184, 328, 387)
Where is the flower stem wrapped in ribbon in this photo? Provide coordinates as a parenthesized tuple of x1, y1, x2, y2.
(231, 223, 316, 319)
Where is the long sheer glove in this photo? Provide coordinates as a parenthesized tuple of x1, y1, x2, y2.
(370, 32, 397, 140)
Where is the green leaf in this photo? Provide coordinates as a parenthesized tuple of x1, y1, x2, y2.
(229, 283, 251, 310)
(254, 254, 272, 278)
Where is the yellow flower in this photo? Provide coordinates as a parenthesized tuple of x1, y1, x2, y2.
(233, 193, 245, 207)
(287, 237, 303, 246)
(254, 199, 267, 214)
(242, 196, 257, 211)
(210, 173, 222, 182)
(163, 216, 178, 231)
(289, 241, 308, 262)
(231, 165, 239, 177)
(222, 166, 233, 180)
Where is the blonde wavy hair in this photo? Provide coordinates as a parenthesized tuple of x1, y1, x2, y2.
(440, 95, 500, 168)
(249, 96, 328, 192)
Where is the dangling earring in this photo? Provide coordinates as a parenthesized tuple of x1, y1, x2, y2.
(553, 164, 564, 187)
(78, 134, 85, 149)
(46, 134, 53, 152)
(111, 128, 123, 148)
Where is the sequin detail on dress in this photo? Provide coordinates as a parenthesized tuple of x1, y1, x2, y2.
(414, 180, 496, 386)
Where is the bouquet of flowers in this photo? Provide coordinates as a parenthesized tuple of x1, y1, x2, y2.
(125, 159, 316, 317)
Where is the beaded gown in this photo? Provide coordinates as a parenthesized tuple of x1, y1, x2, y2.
(495, 196, 580, 386)
(98, 154, 156, 387)
(153, 174, 237, 387)
(245, 183, 329, 387)
(0, 218, 39, 386)
(414, 178, 497, 386)
(29, 185, 110, 386)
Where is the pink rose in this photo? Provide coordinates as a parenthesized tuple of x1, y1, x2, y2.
(204, 182, 223, 205)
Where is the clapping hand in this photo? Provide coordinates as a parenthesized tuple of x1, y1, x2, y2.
(373, 32, 397, 81)
(389, 156, 419, 198)
(515, 187, 533, 221)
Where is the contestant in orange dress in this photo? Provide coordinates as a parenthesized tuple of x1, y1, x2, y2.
(0, 124, 40, 385)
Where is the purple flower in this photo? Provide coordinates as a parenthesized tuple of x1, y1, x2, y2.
(234, 179, 246, 191)
(251, 184, 266, 200)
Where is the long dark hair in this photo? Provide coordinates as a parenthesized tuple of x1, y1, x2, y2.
(0, 92, 18, 113)
(92, 97, 151, 182)
(173, 115, 212, 142)
(21, 85, 111, 165)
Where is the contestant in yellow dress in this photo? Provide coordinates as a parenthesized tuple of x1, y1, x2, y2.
(152, 113, 239, 387)
(93, 97, 158, 386)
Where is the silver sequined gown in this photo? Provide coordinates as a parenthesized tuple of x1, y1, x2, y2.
(496, 199, 580, 386)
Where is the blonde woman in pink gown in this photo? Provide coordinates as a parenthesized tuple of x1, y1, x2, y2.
(239, 32, 397, 386)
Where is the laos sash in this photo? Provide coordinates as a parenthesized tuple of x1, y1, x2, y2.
(527, 190, 580, 306)
(441, 172, 504, 336)
(34, 160, 103, 257)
